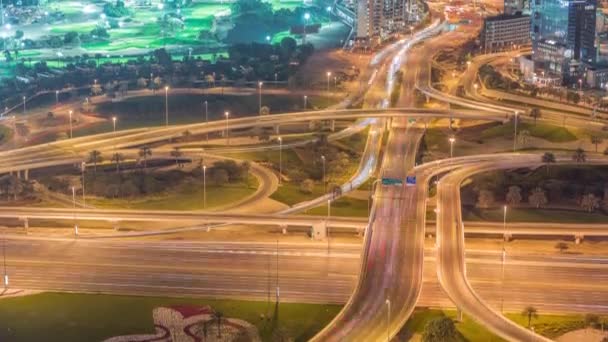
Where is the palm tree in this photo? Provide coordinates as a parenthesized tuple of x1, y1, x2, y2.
(88, 150, 103, 175)
(591, 135, 604, 152)
(522, 306, 538, 327)
(170, 147, 183, 167)
(529, 108, 541, 125)
(212, 311, 224, 338)
(139, 145, 152, 171)
(541, 152, 556, 175)
(572, 148, 586, 163)
(111, 153, 124, 173)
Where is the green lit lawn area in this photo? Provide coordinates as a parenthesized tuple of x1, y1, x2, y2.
(0, 292, 340, 342)
(481, 122, 577, 143)
(306, 196, 368, 217)
(463, 206, 608, 224)
(270, 182, 325, 206)
(88, 176, 257, 210)
(50, 22, 98, 34)
(505, 312, 586, 339)
(404, 309, 502, 341)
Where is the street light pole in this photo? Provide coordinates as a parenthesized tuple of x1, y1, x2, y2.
(327, 199, 331, 254)
(224, 111, 230, 145)
(303, 13, 310, 44)
(204, 100, 208, 141)
(513, 111, 518, 152)
(69, 110, 73, 139)
(321, 155, 326, 193)
(203, 165, 207, 209)
(55, 90, 59, 105)
(112, 116, 116, 133)
(81, 161, 86, 208)
(303, 95, 307, 110)
(385, 299, 391, 342)
(164, 86, 169, 126)
(22, 96, 26, 114)
(258, 81, 263, 115)
(326, 71, 331, 92)
(501, 205, 507, 313)
(278, 136, 282, 185)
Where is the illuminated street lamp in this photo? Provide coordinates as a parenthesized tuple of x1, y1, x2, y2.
(22, 96, 26, 114)
(326, 71, 331, 92)
(501, 205, 508, 313)
(68, 110, 73, 139)
(81, 161, 86, 207)
(473, 83, 479, 92)
(55, 90, 59, 105)
(303, 95, 308, 110)
(164, 86, 169, 126)
(449, 136, 455, 158)
(385, 299, 391, 342)
(278, 136, 282, 184)
(258, 81, 263, 114)
(321, 155, 326, 192)
(112, 116, 117, 133)
(578, 78, 583, 91)
(303, 13, 311, 44)
(224, 111, 230, 145)
(203, 165, 207, 209)
(466, 60, 471, 69)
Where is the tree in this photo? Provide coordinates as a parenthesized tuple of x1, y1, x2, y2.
(580, 193, 600, 212)
(212, 311, 224, 338)
(211, 169, 229, 186)
(518, 130, 530, 147)
(591, 135, 604, 152)
(91, 83, 103, 96)
(572, 148, 586, 163)
(554, 242, 569, 254)
(422, 317, 458, 342)
(522, 306, 538, 327)
(170, 147, 183, 167)
(136, 77, 148, 89)
(260, 105, 270, 116)
(300, 179, 314, 194)
(139, 145, 152, 171)
(528, 187, 548, 208)
(505, 185, 522, 206)
(585, 313, 600, 328)
(476, 189, 495, 209)
(111, 153, 124, 173)
(541, 152, 556, 175)
(88, 150, 103, 175)
(529, 108, 541, 124)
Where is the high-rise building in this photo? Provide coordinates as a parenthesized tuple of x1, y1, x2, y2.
(567, 0, 596, 64)
(355, 0, 408, 44)
(481, 14, 531, 53)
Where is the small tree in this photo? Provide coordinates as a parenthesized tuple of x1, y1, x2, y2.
(528, 187, 548, 208)
(211, 169, 229, 186)
(88, 150, 103, 175)
(529, 108, 541, 124)
(139, 145, 152, 171)
(422, 317, 458, 342)
(212, 311, 224, 338)
(111, 152, 124, 173)
(522, 306, 538, 328)
(136, 77, 148, 89)
(518, 130, 530, 146)
(585, 313, 600, 328)
(541, 152, 556, 175)
(476, 190, 495, 209)
(260, 105, 270, 116)
(555, 242, 569, 254)
(573, 148, 586, 163)
(580, 193, 600, 212)
(591, 135, 604, 152)
(300, 179, 314, 194)
(505, 185, 522, 206)
(170, 147, 183, 167)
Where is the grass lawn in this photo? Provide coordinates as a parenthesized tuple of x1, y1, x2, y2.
(305, 196, 369, 217)
(505, 312, 586, 339)
(0, 292, 341, 342)
(481, 122, 577, 143)
(403, 309, 502, 341)
(89, 176, 258, 210)
(463, 206, 608, 224)
(270, 182, 325, 206)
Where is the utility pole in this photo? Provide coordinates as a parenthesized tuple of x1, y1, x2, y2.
(204, 100, 208, 141)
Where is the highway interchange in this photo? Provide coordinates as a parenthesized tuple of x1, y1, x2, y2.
(4, 8, 608, 342)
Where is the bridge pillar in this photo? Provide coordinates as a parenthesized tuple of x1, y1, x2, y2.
(503, 233, 512, 242)
(16, 170, 20, 179)
(311, 221, 327, 240)
(456, 308, 463, 322)
(425, 95, 430, 103)
(274, 124, 280, 135)
(330, 120, 336, 132)
(575, 234, 584, 244)
(24, 169, 28, 181)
